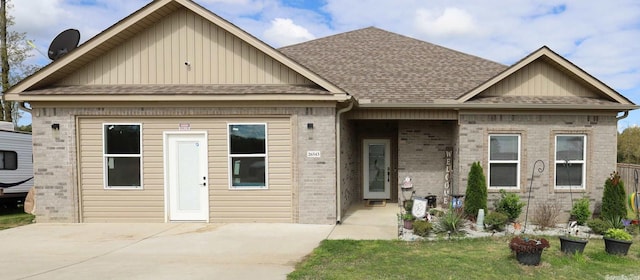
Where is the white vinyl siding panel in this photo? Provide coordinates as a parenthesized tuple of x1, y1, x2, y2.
(58, 8, 312, 86)
(480, 59, 601, 98)
(78, 117, 293, 223)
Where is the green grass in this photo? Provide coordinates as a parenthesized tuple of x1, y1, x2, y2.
(0, 208, 34, 230)
(288, 236, 640, 280)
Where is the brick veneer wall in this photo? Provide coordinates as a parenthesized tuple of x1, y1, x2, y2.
(457, 113, 618, 221)
(30, 105, 337, 224)
(296, 107, 337, 224)
(398, 121, 455, 205)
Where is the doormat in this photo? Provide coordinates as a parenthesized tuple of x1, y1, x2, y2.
(365, 200, 386, 207)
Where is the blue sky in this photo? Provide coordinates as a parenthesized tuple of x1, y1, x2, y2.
(10, 0, 640, 129)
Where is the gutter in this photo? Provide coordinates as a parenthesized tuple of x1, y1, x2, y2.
(357, 102, 640, 111)
(18, 102, 32, 113)
(616, 110, 629, 120)
(335, 97, 354, 224)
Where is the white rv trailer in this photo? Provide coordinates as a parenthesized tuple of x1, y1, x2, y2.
(0, 121, 33, 206)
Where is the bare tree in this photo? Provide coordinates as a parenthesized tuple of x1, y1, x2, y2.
(1, 0, 10, 122)
(0, 0, 40, 125)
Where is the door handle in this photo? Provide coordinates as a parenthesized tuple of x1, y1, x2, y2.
(387, 167, 390, 182)
(201, 176, 207, 187)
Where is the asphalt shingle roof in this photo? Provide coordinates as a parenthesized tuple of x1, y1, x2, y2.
(279, 27, 508, 104)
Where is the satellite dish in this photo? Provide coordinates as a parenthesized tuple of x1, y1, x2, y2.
(48, 29, 80, 61)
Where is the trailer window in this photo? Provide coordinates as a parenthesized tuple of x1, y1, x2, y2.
(0, 150, 18, 170)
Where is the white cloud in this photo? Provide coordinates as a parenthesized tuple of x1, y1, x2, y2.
(5, 0, 640, 127)
(414, 8, 478, 37)
(263, 18, 315, 47)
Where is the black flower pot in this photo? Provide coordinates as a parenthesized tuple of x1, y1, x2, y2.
(559, 236, 588, 254)
(515, 250, 543, 266)
(604, 237, 633, 256)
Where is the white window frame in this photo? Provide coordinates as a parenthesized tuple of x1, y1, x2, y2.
(102, 123, 143, 189)
(488, 134, 521, 189)
(554, 134, 586, 190)
(227, 123, 268, 190)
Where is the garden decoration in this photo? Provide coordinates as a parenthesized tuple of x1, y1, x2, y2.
(509, 236, 550, 266)
(522, 160, 545, 233)
(603, 228, 633, 255)
(559, 222, 589, 254)
(511, 160, 549, 266)
(633, 170, 640, 229)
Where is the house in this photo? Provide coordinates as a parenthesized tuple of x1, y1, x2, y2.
(5, 0, 637, 224)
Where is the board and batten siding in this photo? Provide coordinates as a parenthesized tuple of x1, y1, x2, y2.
(480, 59, 600, 98)
(78, 117, 293, 223)
(58, 7, 312, 86)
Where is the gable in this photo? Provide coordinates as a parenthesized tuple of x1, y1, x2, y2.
(57, 7, 311, 86)
(6, 0, 345, 101)
(458, 46, 635, 108)
(476, 58, 601, 99)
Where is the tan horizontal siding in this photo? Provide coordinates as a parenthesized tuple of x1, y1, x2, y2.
(78, 116, 292, 223)
(481, 59, 600, 98)
(83, 217, 165, 223)
(59, 7, 312, 86)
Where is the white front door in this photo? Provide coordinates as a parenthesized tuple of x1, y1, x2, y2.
(165, 132, 209, 221)
(363, 139, 391, 199)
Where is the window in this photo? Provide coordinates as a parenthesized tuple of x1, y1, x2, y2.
(103, 124, 142, 189)
(228, 124, 267, 189)
(0, 150, 17, 170)
(555, 135, 586, 189)
(488, 135, 520, 188)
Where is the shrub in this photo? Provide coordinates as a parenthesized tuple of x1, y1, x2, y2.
(464, 162, 487, 218)
(494, 189, 525, 222)
(404, 199, 414, 212)
(570, 198, 591, 225)
(412, 220, 433, 237)
(604, 228, 632, 241)
(402, 213, 415, 221)
(601, 172, 627, 221)
(429, 208, 444, 217)
(484, 211, 508, 231)
(533, 201, 560, 230)
(436, 209, 466, 235)
(587, 218, 610, 235)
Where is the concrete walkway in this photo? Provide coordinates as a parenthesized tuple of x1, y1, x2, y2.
(0, 223, 333, 280)
(328, 202, 400, 240)
(0, 204, 398, 280)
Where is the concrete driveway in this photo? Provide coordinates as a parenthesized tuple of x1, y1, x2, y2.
(0, 223, 333, 280)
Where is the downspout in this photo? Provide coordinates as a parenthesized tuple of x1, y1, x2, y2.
(616, 110, 629, 120)
(18, 102, 31, 113)
(335, 97, 354, 224)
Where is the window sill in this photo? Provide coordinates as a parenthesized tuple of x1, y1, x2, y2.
(104, 187, 144, 190)
(553, 188, 586, 193)
(488, 187, 520, 192)
(230, 186, 268, 190)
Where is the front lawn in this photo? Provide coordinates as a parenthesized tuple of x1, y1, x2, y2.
(289, 236, 639, 279)
(0, 208, 34, 230)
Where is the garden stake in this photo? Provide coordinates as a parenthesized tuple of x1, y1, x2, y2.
(635, 169, 639, 232)
(523, 160, 545, 233)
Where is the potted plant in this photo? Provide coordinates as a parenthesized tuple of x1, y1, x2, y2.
(603, 228, 633, 255)
(509, 236, 550, 266)
(559, 224, 589, 254)
(402, 213, 415, 230)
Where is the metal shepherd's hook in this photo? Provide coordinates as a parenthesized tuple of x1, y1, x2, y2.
(523, 160, 545, 233)
(635, 169, 639, 231)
